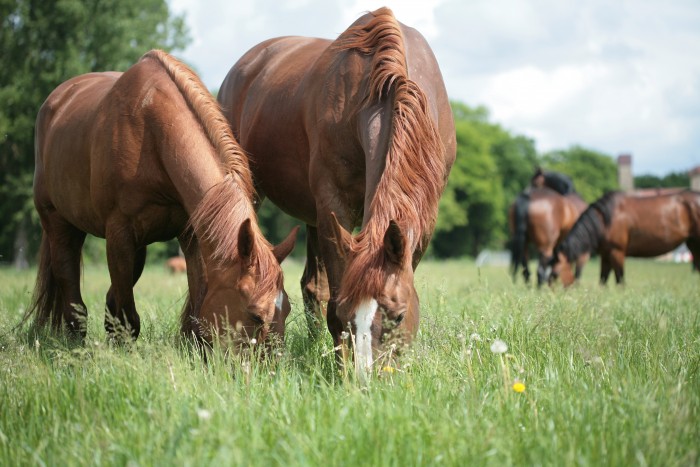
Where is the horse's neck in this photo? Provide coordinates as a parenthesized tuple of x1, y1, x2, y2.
(357, 100, 394, 227)
(156, 121, 232, 214)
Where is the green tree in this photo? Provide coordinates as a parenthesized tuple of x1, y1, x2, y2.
(434, 119, 505, 257)
(635, 171, 690, 189)
(433, 102, 535, 257)
(540, 145, 618, 202)
(0, 0, 189, 265)
(449, 103, 539, 204)
(256, 200, 306, 260)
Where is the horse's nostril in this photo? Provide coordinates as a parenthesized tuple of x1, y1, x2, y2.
(395, 312, 405, 324)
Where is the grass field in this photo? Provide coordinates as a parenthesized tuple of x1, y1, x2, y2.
(1, 257, 698, 466)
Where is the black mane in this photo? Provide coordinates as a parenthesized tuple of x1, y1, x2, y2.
(557, 191, 619, 261)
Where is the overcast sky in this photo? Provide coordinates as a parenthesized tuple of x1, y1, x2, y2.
(167, 0, 700, 176)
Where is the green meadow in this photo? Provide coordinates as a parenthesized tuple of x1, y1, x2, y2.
(1, 258, 698, 466)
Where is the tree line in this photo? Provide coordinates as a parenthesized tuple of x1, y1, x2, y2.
(0, 1, 690, 266)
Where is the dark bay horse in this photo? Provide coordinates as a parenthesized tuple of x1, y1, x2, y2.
(218, 7, 456, 376)
(26, 50, 297, 346)
(553, 190, 700, 285)
(510, 187, 589, 286)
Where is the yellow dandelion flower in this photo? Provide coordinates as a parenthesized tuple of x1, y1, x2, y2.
(512, 382, 526, 393)
(382, 366, 396, 374)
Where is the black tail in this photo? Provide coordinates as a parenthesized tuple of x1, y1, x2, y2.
(19, 232, 63, 332)
(510, 192, 529, 281)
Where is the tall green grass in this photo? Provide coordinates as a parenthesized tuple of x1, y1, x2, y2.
(1, 258, 698, 465)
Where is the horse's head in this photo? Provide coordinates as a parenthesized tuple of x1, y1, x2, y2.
(551, 248, 576, 287)
(331, 214, 419, 379)
(198, 219, 298, 349)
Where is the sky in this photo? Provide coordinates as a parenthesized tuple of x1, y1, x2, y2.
(167, 0, 700, 177)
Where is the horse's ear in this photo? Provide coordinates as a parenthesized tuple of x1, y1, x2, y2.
(383, 220, 406, 265)
(238, 218, 255, 268)
(330, 212, 353, 259)
(273, 225, 299, 263)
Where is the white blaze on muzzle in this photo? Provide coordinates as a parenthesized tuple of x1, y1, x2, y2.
(353, 298, 378, 381)
(275, 290, 284, 310)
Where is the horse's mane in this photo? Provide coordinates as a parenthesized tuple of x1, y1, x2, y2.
(332, 8, 446, 310)
(558, 191, 619, 261)
(142, 51, 281, 300)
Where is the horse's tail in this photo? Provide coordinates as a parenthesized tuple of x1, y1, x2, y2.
(510, 192, 529, 281)
(19, 232, 63, 333)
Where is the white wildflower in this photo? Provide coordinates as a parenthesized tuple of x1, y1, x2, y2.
(490, 339, 508, 354)
(197, 409, 212, 421)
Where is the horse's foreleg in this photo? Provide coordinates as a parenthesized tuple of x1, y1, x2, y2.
(522, 250, 531, 284)
(600, 254, 612, 285)
(178, 229, 207, 339)
(315, 210, 353, 354)
(686, 238, 700, 273)
(537, 250, 554, 287)
(536, 256, 547, 287)
(105, 225, 144, 341)
(301, 225, 329, 339)
(610, 249, 625, 285)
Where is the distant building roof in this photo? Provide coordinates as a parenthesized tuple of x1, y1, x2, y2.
(629, 187, 685, 197)
(617, 154, 632, 165)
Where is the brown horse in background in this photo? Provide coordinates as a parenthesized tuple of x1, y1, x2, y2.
(218, 7, 455, 376)
(553, 190, 700, 285)
(166, 256, 187, 274)
(27, 50, 297, 346)
(510, 187, 589, 286)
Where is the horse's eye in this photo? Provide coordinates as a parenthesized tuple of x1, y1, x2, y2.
(250, 314, 264, 325)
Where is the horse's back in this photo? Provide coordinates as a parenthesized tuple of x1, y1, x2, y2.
(218, 9, 454, 226)
(219, 36, 330, 130)
(611, 194, 693, 256)
(219, 36, 340, 224)
(562, 193, 587, 233)
(36, 72, 120, 168)
(526, 188, 585, 246)
(34, 55, 205, 238)
(34, 72, 121, 228)
(527, 190, 560, 242)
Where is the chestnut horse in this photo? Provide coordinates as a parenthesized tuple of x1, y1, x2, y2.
(553, 190, 700, 285)
(510, 187, 589, 286)
(218, 8, 455, 376)
(166, 256, 187, 274)
(26, 50, 297, 346)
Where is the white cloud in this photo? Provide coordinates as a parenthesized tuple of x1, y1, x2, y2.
(341, 0, 446, 39)
(167, 0, 700, 175)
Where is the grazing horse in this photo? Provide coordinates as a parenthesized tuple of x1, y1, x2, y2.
(218, 7, 456, 376)
(553, 190, 700, 285)
(166, 256, 187, 274)
(26, 50, 297, 346)
(510, 187, 589, 286)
